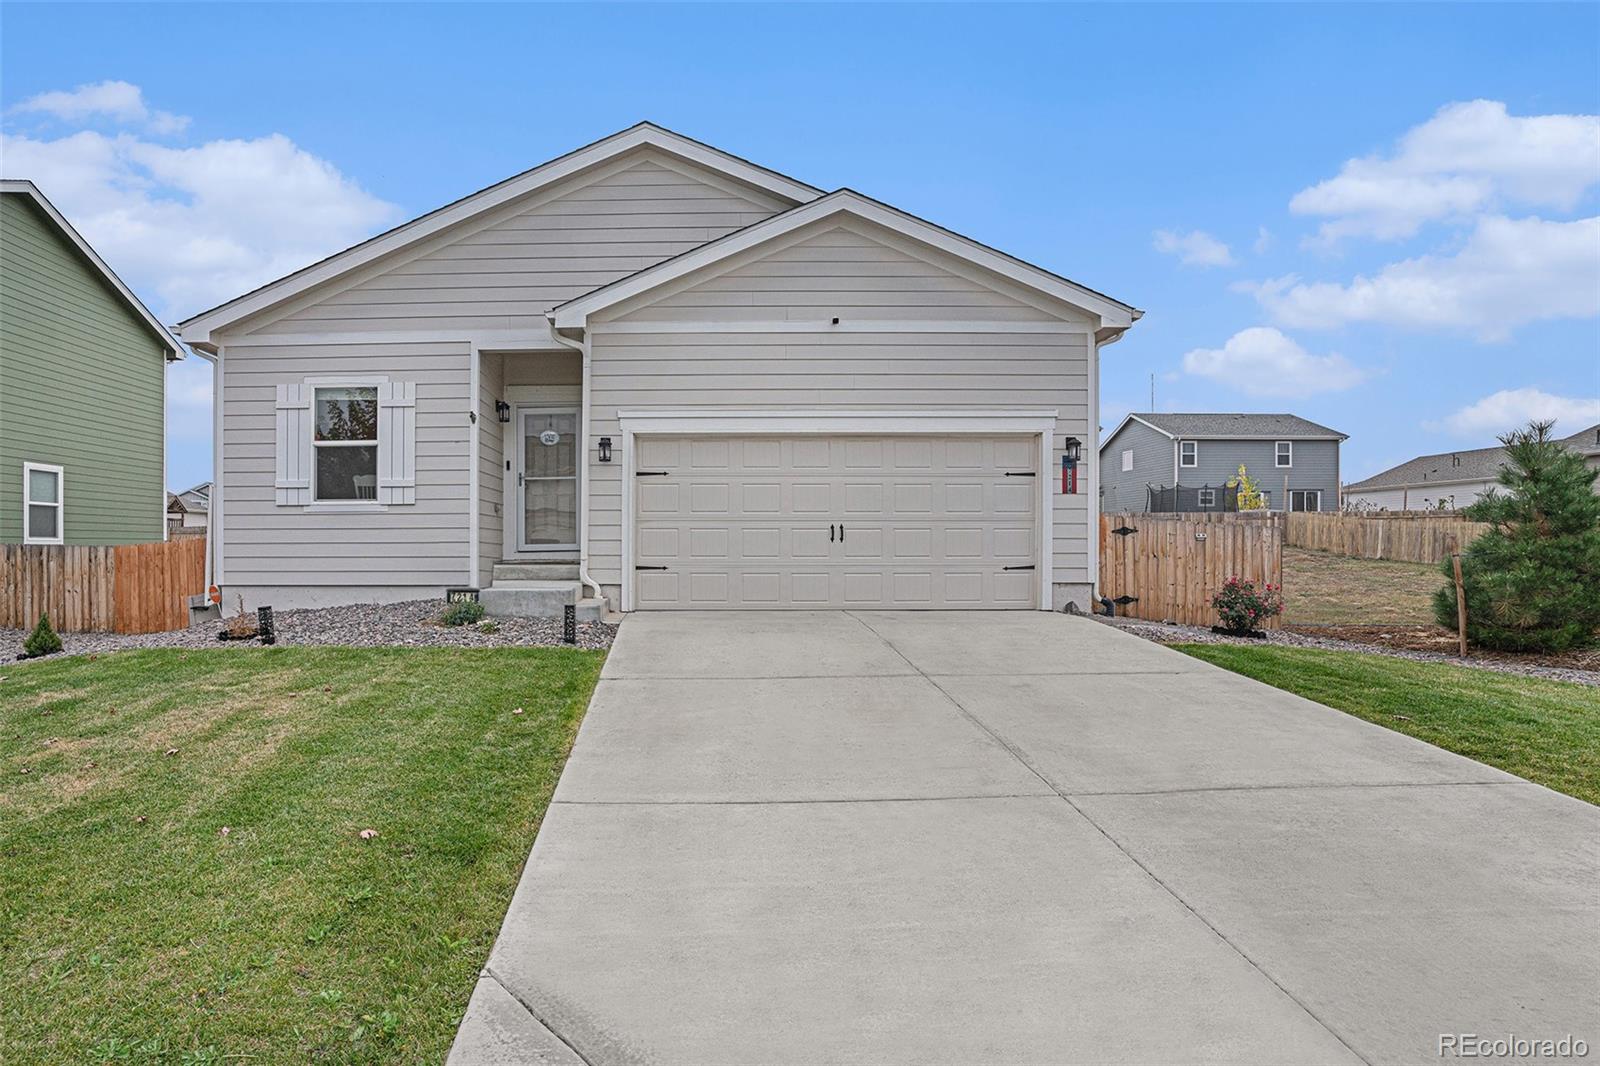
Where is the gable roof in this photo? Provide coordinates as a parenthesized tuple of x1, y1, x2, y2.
(550, 188, 1140, 334)
(1105, 413, 1347, 446)
(176, 122, 822, 346)
(1, 180, 186, 361)
(1347, 422, 1600, 491)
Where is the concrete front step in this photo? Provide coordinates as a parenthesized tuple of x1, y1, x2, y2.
(493, 562, 580, 581)
(480, 580, 606, 621)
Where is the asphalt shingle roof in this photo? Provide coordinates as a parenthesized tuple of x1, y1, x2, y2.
(1129, 413, 1347, 439)
(1346, 423, 1600, 491)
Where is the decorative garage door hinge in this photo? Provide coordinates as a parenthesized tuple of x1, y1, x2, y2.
(635, 565, 669, 571)
(635, 471, 670, 477)
(1004, 471, 1037, 477)
(1002, 564, 1037, 571)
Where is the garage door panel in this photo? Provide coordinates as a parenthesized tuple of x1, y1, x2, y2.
(633, 434, 1039, 610)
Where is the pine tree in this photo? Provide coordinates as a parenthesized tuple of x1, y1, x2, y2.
(1434, 420, 1600, 652)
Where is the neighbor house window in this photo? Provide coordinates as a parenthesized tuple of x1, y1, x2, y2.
(1121, 448, 1134, 472)
(313, 386, 379, 501)
(1179, 440, 1197, 467)
(23, 462, 64, 544)
(1276, 441, 1293, 467)
(1290, 489, 1321, 512)
(1198, 488, 1216, 508)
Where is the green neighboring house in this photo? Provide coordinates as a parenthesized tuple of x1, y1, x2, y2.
(1, 180, 185, 545)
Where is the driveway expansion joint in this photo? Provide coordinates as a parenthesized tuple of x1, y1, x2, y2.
(1067, 779, 1529, 799)
(482, 964, 595, 1066)
(842, 609, 1377, 1066)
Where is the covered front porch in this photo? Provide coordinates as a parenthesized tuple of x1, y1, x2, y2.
(477, 348, 606, 619)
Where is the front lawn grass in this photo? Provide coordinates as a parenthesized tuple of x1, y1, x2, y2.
(1174, 643, 1600, 804)
(0, 646, 604, 1064)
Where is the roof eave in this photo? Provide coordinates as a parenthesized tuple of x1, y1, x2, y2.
(175, 122, 823, 345)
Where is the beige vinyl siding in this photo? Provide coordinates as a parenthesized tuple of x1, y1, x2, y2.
(0, 192, 166, 544)
(240, 153, 792, 337)
(477, 352, 504, 585)
(219, 339, 470, 586)
(586, 220, 1095, 589)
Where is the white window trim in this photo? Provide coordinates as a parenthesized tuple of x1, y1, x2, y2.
(309, 380, 383, 508)
(1276, 441, 1293, 468)
(22, 462, 65, 545)
(1121, 448, 1134, 472)
(616, 409, 1058, 613)
(1179, 440, 1198, 468)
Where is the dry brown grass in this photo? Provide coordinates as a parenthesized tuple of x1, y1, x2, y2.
(1281, 547, 1443, 626)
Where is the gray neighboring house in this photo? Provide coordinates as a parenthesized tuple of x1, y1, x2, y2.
(1099, 413, 1348, 513)
(175, 123, 1140, 616)
(166, 481, 211, 535)
(1344, 423, 1600, 511)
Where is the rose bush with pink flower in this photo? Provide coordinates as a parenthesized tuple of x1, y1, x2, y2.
(1211, 578, 1284, 634)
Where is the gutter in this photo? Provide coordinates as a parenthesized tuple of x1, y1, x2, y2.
(547, 320, 606, 604)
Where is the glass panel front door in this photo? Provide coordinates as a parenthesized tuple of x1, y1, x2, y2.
(520, 409, 578, 548)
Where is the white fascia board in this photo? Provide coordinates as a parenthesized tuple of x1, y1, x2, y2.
(554, 190, 1138, 331)
(2, 180, 186, 360)
(617, 409, 1059, 436)
(176, 123, 822, 346)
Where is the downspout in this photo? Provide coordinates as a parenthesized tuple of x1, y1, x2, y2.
(548, 319, 604, 603)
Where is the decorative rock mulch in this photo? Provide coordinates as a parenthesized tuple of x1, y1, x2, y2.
(1098, 615, 1600, 688)
(1, 599, 617, 663)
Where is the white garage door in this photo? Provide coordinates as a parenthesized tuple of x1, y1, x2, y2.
(633, 435, 1040, 609)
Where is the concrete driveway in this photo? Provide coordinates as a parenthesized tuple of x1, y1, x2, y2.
(450, 612, 1599, 1065)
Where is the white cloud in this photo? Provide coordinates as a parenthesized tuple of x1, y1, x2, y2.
(0, 122, 400, 319)
(1290, 100, 1600, 245)
(11, 80, 190, 135)
(1430, 388, 1600, 438)
(1253, 226, 1274, 255)
(1153, 228, 1235, 267)
(1242, 215, 1600, 340)
(1181, 327, 1366, 398)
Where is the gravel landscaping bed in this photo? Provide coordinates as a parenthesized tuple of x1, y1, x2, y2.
(2, 599, 617, 662)
(1099, 615, 1600, 687)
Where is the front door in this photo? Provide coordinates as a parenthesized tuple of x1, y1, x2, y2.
(518, 408, 579, 551)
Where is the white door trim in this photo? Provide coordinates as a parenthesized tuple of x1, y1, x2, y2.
(515, 404, 581, 553)
(617, 409, 1059, 613)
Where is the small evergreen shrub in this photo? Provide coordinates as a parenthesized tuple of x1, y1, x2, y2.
(1434, 420, 1600, 652)
(439, 599, 486, 627)
(21, 613, 64, 659)
(1211, 578, 1283, 634)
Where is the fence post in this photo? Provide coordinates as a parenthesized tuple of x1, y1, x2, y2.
(1450, 539, 1468, 657)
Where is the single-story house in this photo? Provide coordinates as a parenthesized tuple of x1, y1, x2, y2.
(1344, 423, 1600, 511)
(166, 481, 211, 535)
(176, 123, 1140, 616)
(1, 179, 185, 547)
(1099, 413, 1347, 513)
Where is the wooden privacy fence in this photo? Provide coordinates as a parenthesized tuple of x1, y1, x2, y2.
(1099, 512, 1284, 628)
(1, 538, 206, 634)
(1286, 512, 1488, 565)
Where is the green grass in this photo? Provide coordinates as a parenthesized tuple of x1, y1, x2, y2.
(0, 646, 605, 1064)
(1175, 643, 1600, 804)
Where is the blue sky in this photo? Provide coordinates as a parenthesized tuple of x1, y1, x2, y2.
(3, 2, 1597, 493)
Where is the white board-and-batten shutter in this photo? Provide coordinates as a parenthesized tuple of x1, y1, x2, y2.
(274, 384, 313, 505)
(376, 381, 417, 505)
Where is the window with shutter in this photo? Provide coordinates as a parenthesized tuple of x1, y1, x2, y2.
(376, 381, 417, 505)
(274, 384, 313, 505)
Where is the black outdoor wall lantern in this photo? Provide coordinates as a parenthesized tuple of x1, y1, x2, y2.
(1063, 436, 1082, 463)
(597, 436, 613, 463)
(495, 401, 511, 423)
